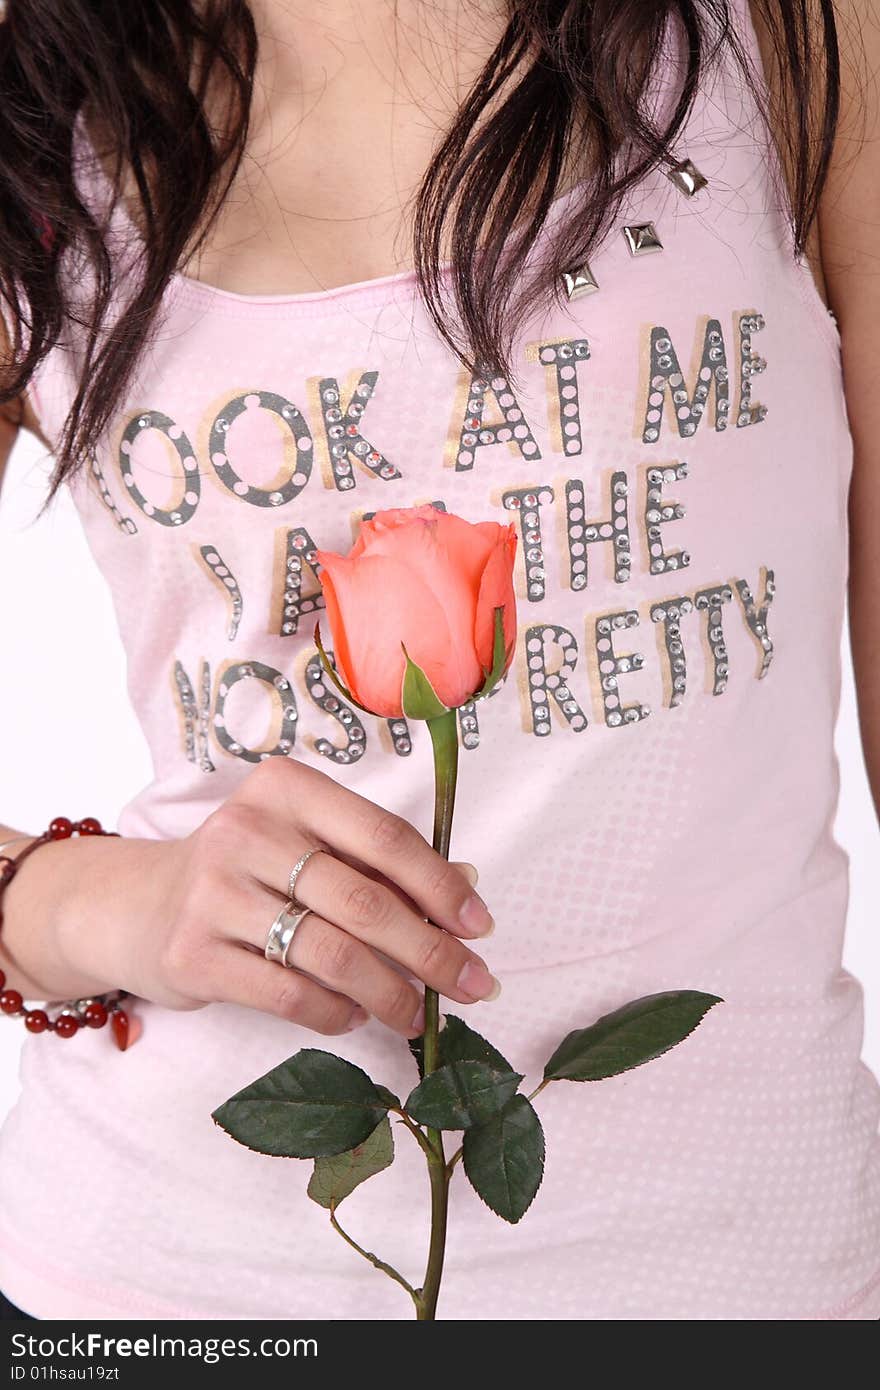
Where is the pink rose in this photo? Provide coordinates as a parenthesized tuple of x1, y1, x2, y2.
(315, 504, 518, 718)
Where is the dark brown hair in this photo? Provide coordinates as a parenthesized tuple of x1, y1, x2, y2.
(0, 1, 842, 511)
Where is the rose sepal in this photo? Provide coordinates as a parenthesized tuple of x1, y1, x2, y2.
(473, 606, 514, 701)
(313, 621, 373, 716)
(400, 643, 452, 721)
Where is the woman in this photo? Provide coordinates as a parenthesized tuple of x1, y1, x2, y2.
(0, 0, 878, 1320)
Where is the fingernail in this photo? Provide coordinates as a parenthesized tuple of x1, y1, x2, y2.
(457, 960, 502, 1002)
(458, 862, 479, 887)
(459, 892, 494, 937)
(410, 1001, 426, 1034)
(344, 1008, 369, 1032)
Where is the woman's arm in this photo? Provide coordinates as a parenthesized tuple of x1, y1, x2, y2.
(1, 309, 69, 994)
(0, 381, 23, 492)
(819, 4, 880, 820)
(0, 329, 66, 994)
(0, 387, 53, 486)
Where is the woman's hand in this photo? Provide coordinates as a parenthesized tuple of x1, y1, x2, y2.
(0, 757, 498, 1038)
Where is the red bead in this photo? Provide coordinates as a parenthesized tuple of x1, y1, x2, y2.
(76, 818, 103, 836)
(0, 989, 24, 1015)
(83, 1000, 108, 1028)
(53, 1013, 80, 1038)
(111, 1008, 130, 1051)
(25, 1009, 49, 1034)
(0, 969, 5, 991)
(49, 817, 73, 839)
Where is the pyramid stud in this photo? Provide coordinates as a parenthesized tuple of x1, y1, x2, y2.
(622, 222, 663, 256)
(561, 263, 599, 300)
(666, 158, 708, 197)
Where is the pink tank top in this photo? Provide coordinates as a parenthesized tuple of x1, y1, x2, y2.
(3, 1, 879, 1319)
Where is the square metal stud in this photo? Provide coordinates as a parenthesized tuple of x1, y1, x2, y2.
(561, 263, 599, 300)
(666, 158, 708, 197)
(622, 222, 663, 256)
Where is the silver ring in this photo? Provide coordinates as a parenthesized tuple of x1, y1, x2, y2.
(287, 847, 322, 906)
(264, 900, 313, 969)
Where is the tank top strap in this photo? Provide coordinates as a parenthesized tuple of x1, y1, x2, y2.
(640, 0, 803, 282)
(712, 0, 797, 235)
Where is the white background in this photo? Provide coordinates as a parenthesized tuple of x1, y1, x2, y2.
(1, 429, 878, 1120)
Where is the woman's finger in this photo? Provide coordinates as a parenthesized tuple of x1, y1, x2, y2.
(237, 758, 493, 940)
(280, 908, 424, 1037)
(240, 834, 499, 1006)
(228, 877, 426, 1036)
(208, 942, 368, 1036)
(208, 875, 425, 1037)
(337, 854, 479, 916)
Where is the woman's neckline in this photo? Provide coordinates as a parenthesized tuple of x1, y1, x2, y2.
(73, 107, 590, 314)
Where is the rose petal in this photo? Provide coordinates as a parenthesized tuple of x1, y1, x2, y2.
(357, 510, 498, 679)
(314, 564, 359, 697)
(474, 523, 518, 674)
(315, 552, 478, 716)
(361, 508, 497, 594)
(363, 503, 444, 534)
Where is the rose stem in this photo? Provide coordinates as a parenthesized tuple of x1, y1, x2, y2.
(416, 708, 459, 1321)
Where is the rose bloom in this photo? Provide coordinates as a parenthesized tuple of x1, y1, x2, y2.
(315, 504, 517, 718)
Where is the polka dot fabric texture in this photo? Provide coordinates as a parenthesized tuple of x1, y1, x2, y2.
(2, 1, 878, 1318)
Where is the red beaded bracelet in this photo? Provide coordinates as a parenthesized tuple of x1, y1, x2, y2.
(0, 816, 138, 1051)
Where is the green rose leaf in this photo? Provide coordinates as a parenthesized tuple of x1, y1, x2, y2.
(373, 1084, 401, 1110)
(543, 990, 723, 1083)
(313, 622, 372, 716)
(463, 1095, 545, 1224)
(409, 1014, 514, 1079)
(307, 1116, 394, 1210)
(405, 1060, 522, 1130)
(400, 643, 451, 721)
(474, 606, 510, 700)
(212, 1049, 392, 1158)
(407, 1035, 425, 1078)
(439, 1016, 514, 1072)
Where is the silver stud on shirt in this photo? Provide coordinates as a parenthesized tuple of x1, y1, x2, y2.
(561, 263, 599, 300)
(666, 157, 708, 197)
(622, 222, 663, 256)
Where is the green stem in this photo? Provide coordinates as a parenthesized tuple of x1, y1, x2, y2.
(413, 709, 460, 1321)
(423, 709, 458, 1088)
(417, 1149, 450, 1320)
(422, 987, 442, 1090)
(329, 1207, 419, 1308)
(390, 1107, 435, 1161)
(527, 1078, 551, 1104)
(446, 1144, 464, 1178)
(426, 709, 459, 861)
